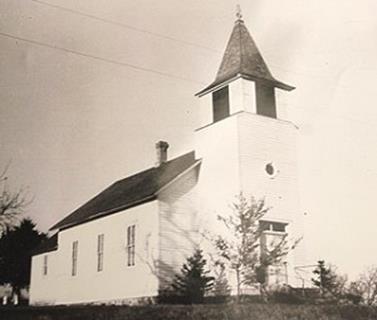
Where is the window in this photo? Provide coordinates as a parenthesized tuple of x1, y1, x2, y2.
(256, 83, 276, 118)
(260, 221, 287, 233)
(97, 234, 104, 272)
(43, 255, 48, 276)
(72, 240, 78, 276)
(260, 221, 272, 232)
(126, 225, 136, 266)
(212, 86, 230, 122)
(272, 222, 286, 233)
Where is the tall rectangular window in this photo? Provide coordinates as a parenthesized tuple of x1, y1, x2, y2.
(43, 255, 48, 276)
(212, 86, 230, 122)
(72, 240, 78, 276)
(126, 225, 135, 266)
(97, 234, 104, 272)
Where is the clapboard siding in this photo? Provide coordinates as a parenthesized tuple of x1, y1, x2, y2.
(238, 112, 305, 285)
(157, 165, 200, 288)
(195, 115, 242, 227)
(195, 110, 305, 288)
(30, 201, 160, 305)
(29, 251, 58, 305)
(238, 112, 299, 221)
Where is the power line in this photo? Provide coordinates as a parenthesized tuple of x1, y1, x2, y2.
(3, 32, 372, 126)
(30, 0, 220, 54)
(1, 30, 363, 120)
(30, 0, 330, 80)
(0, 31, 206, 85)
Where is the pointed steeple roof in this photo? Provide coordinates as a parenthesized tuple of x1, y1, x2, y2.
(197, 16, 294, 96)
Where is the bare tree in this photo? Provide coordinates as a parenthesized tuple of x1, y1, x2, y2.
(356, 266, 377, 305)
(212, 261, 231, 297)
(213, 193, 299, 300)
(0, 165, 30, 232)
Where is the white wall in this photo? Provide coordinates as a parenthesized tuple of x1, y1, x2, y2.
(29, 250, 58, 305)
(196, 111, 300, 226)
(197, 93, 213, 129)
(195, 109, 305, 288)
(238, 112, 298, 221)
(30, 200, 159, 305)
(237, 112, 306, 285)
(229, 78, 256, 115)
(157, 165, 200, 288)
(195, 114, 241, 226)
(195, 114, 243, 294)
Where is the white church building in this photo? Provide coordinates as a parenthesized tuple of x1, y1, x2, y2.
(29, 13, 304, 305)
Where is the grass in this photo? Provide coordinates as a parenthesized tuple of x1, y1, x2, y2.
(1, 303, 377, 320)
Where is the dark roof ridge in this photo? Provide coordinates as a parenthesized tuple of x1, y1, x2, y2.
(238, 19, 244, 78)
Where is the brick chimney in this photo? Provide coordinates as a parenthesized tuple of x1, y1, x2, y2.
(155, 141, 169, 166)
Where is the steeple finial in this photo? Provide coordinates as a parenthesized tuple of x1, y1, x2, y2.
(236, 4, 243, 21)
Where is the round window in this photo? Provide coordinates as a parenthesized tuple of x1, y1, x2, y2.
(265, 163, 275, 176)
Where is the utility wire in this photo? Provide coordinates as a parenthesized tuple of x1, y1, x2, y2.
(1, 31, 369, 123)
(1, 9, 365, 117)
(1, 34, 375, 133)
(30, 0, 329, 79)
(2, 33, 373, 126)
(0, 31, 206, 85)
(30, 0, 221, 54)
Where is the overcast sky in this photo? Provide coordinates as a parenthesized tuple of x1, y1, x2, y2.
(1, 0, 377, 279)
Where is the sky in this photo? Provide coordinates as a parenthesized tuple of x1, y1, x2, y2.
(1, 0, 377, 280)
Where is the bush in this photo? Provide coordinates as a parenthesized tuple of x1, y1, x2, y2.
(343, 293, 363, 305)
(156, 289, 187, 305)
(203, 295, 229, 304)
(163, 249, 214, 304)
(157, 291, 231, 305)
(271, 287, 306, 304)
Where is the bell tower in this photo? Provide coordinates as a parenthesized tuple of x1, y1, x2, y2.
(196, 11, 294, 129)
(195, 11, 304, 286)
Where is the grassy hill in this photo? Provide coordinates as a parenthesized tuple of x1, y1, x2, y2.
(1, 303, 377, 320)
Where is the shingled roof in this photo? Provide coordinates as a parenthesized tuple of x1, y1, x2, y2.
(197, 18, 294, 96)
(50, 151, 199, 231)
(32, 233, 58, 255)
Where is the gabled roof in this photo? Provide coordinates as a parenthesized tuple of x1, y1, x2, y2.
(50, 151, 199, 231)
(197, 18, 294, 96)
(32, 233, 58, 255)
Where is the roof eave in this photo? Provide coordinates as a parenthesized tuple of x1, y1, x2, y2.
(196, 73, 295, 97)
(32, 245, 58, 256)
(156, 159, 202, 194)
(195, 74, 242, 97)
(271, 79, 295, 91)
(241, 73, 296, 91)
(50, 195, 158, 231)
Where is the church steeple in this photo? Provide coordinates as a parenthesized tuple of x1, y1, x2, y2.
(196, 10, 295, 126)
(197, 11, 294, 96)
